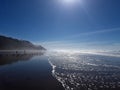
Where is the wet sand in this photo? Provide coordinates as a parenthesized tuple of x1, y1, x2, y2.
(0, 54, 65, 90)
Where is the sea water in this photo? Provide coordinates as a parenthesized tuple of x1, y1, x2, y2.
(48, 52, 120, 90)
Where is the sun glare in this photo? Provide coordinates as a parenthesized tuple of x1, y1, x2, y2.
(59, 0, 82, 5)
(63, 0, 75, 3)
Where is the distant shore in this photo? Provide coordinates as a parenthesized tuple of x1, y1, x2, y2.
(0, 50, 46, 55)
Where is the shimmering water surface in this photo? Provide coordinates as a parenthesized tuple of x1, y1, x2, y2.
(48, 52, 120, 90)
(0, 52, 120, 90)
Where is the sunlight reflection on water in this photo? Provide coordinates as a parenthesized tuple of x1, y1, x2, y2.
(48, 52, 120, 90)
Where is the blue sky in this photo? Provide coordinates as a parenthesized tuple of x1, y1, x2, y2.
(0, 0, 120, 51)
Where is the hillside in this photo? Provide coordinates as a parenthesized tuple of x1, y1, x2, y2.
(0, 35, 46, 50)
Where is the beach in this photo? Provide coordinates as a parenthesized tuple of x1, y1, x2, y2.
(0, 54, 64, 90)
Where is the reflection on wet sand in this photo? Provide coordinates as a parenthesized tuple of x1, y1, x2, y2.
(0, 52, 64, 90)
(0, 52, 44, 66)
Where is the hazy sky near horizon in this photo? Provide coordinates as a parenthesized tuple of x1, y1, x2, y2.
(0, 0, 120, 50)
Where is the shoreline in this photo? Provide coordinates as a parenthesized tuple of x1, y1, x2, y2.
(48, 57, 68, 90)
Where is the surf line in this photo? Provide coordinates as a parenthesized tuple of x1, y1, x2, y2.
(48, 57, 69, 90)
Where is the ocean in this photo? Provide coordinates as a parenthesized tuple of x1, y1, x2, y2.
(0, 52, 120, 90)
(48, 52, 120, 90)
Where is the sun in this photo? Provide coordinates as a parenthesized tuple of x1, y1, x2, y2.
(63, 0, 75, 3)
(60, 0, 81, 5)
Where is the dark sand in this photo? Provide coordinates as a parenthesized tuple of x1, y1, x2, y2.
(0, 54, 65, 90)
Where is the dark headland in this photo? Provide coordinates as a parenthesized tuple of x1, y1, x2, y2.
(0, 35, 46, 51)
(0, 35, 46, 55)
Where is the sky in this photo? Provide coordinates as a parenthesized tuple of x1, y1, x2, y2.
(0, 0, 120, 51)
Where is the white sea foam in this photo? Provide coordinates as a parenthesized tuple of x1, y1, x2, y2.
(48, 58, 67, 90)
